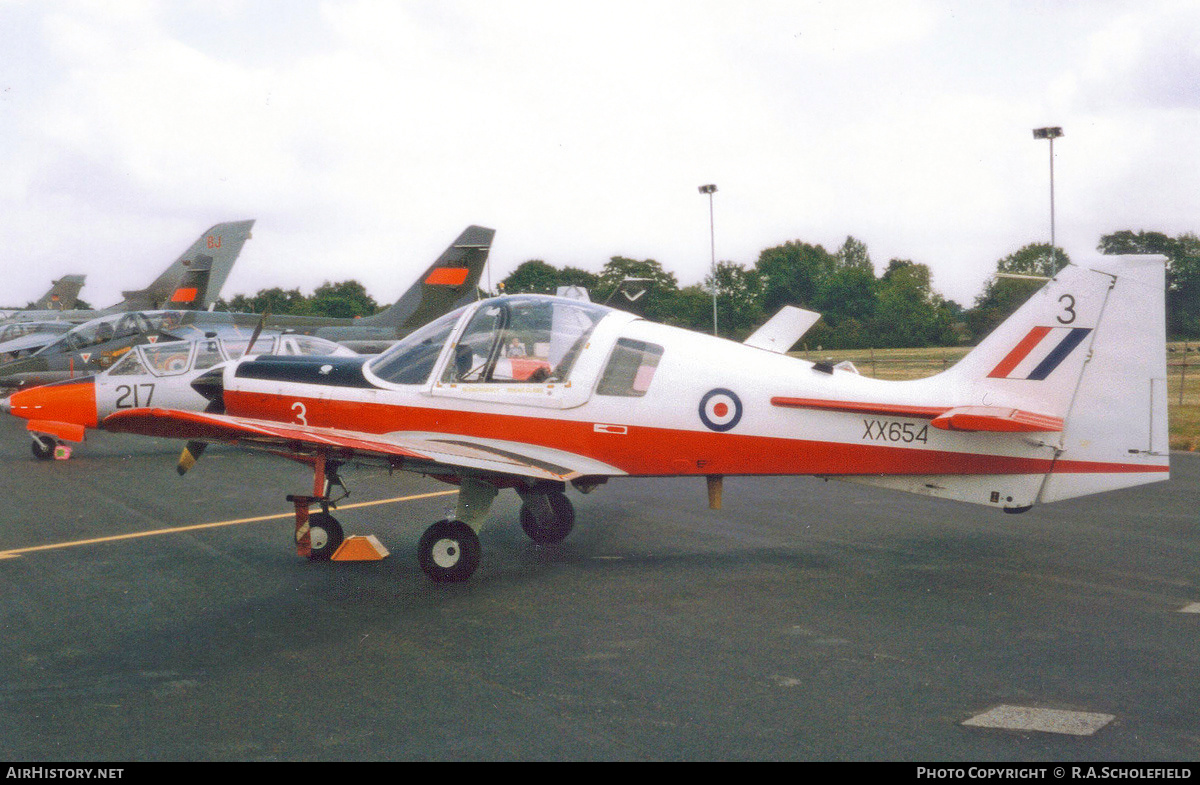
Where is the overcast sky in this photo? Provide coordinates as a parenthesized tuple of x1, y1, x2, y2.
(2, 0, 1197, 312)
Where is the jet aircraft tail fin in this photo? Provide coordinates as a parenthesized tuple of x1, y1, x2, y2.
(30, 275, 87, 311)
(358, 226, 494, 333)
(162, 256, 214, 310)
(107, 220, 254, 312)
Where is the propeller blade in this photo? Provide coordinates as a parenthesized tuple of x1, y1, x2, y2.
(246, 309, 270, 355)
(177, 440, 207, 476)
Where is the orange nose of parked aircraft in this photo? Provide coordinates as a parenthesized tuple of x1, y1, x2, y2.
(7, 377, 98, 428)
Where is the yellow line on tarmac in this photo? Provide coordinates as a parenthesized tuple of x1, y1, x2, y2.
(0, 489, 459, 560)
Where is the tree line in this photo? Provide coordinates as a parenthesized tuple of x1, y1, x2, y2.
(497, 229, 1200, 347)
(185, 228, 1199, 349)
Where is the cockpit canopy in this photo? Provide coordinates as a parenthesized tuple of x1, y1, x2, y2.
(37, 310, 187, 355)
(106, 334, 355, 378)
(367, 296, 612, 386)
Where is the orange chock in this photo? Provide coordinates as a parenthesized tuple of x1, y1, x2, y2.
(331, 535, 390, 562)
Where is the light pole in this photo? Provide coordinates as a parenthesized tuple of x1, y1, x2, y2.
(1032, 127, 1063, 263)
(699, 183, 718, 336)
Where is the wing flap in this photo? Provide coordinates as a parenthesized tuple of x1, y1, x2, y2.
(101, 408, 595, 482)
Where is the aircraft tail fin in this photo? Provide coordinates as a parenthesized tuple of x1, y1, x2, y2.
(162, 256, 214, 310)
(844, 254, 1169, 509)
(943, 253, 1167, 447)
(358, 226, 494, 333)
(30, 275, 87, 311)
(1024, 254, 1169, 502)
(108, 219, 254, 312)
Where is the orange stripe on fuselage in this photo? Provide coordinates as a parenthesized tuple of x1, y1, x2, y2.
(223, 390, 1165, 478)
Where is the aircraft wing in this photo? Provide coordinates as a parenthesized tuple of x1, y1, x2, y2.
(101, 408, 622, 483)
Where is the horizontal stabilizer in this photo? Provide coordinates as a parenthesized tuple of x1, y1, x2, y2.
(771, 396, 945, 418)
(744, 306, 820, 353)
(771, 397, 1061, 433)
(930, 406, 1063, 433)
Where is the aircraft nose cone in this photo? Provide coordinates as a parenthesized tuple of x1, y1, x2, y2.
(0, 397, 10, 414)
(7, 377, 98, 428)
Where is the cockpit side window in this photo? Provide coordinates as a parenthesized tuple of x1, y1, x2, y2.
(194, 339, 224, 370)
(441, 299, 605, 385)
(107, 351, 149, 377)
(222, 335, 277, 360)
(596, 338, 664, 397)
(140, 343, 194, 376)
(442, 304, 503, 383)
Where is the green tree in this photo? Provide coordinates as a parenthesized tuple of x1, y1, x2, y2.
(223, 286, 307, 315)
(1099, 230, 1200, 337)
(596, 257, 680, 323)
(704, 261, 765, 340)
(810, 236, 878, 347)
(754, 241, 836, 313)
(965, 243, 1069, 342)
(500, 260, 562, 295)
(672, 284, 715, 334)
(871, 260, 956, 348)
(303, 280, 378, 318)
(559, 266, 600, 293)
(834, 235, 873, 271)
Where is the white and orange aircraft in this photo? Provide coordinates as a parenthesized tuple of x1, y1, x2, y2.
(100, 254, 1169, 582)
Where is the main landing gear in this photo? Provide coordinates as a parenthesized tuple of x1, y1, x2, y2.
(288, 457, 579, 583)
(413, 480, 576, 582)
(518, 488, 575, 545)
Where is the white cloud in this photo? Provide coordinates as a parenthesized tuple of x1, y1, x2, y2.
(0, 0, 1196, 311)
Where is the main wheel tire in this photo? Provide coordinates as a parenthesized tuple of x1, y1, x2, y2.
(30, 435, 55, 461)
(519, 491, 575, 545)
(305, 512, 345, 561)
(417, 519, 481, 583)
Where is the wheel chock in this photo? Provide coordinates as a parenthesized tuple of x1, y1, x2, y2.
(53, 445, 72, 460)
(331, 535, 390, 562)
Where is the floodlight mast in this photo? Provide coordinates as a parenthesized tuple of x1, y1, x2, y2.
(699, 184, 718, 336)
(1033, 127, 1063, 257)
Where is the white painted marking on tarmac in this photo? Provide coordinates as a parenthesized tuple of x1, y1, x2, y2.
(0, 490, 458, 560)
(1179, 602, 1200, 614)
(962, 705, 1114, 736)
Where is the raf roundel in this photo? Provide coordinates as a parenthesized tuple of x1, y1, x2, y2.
(698, 388, 743, 432)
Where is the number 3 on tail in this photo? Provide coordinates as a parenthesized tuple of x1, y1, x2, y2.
(292, 402, 307, 425)
(1058, 294, 1076, 324)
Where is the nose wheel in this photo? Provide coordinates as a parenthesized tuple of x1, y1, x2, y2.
(30, 434, 56, 460)
(303, 511, 345, 561)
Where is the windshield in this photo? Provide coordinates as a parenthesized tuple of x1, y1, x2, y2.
(368, 306, 467, 385)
